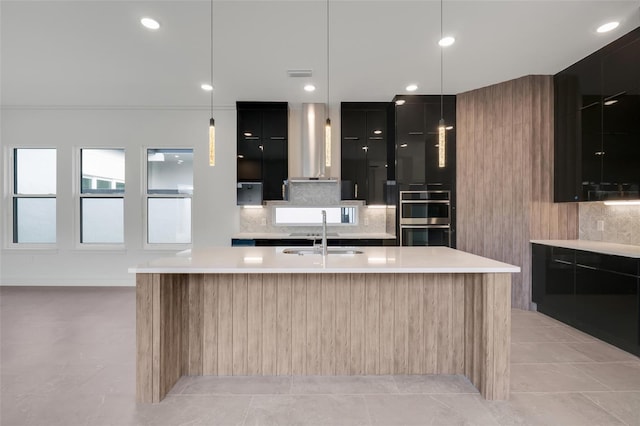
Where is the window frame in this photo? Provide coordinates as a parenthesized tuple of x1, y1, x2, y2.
(143, 147, 193, 249)
(76, 147, 126, 249)
(8, 147, 58, 248)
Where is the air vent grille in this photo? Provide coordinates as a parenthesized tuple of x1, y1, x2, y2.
(287, 69, 313, 78)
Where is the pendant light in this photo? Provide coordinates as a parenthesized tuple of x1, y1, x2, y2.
(325, 0, 331, 168)
(438, 0, 446, 168)
(208, 0, 215, 166)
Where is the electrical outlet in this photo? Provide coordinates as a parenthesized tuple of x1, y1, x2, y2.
(597, 220, 604, 231)
(261, 218, 267, 226)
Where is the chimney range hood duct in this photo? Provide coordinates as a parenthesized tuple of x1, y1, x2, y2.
(300, 103, 329, 178)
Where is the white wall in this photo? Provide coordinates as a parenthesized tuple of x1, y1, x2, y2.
(0, 107, 239, 285)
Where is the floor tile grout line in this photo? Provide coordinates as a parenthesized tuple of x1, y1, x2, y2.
(565, 363, 617, 392)
(580, 391, 631, 426)
(240, 395, 254, 426)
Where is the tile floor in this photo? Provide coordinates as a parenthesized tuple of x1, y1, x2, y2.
(1, 286, 639, 426)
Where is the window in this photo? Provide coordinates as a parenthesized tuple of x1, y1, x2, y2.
(12, 148, 57, 244)
(146, 149, 193, 244)
(80, 149, 125, 244)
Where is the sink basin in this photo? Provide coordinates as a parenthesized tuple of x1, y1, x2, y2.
(282, 247, 364, 256)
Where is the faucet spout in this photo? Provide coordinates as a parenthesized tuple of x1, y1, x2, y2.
(321, 210, 328, 257)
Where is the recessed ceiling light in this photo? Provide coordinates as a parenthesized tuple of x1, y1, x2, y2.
(597, 21, 619, 33)
(201, 83, 213, 91)
(406, 84, 418, 92)
(395, 99, 406, 106)
(304, 84, 316, 92)
(445, 126, 454, 130)
(140, 17, 160, 30)
(604, 100, 618, 106)
(438, 36, 455, 47)
(400, 143, 408, 148)
(244, 132, 253, 137)
(373, 130, 382, 135)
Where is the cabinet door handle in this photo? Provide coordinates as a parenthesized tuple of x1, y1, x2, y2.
(270, 136, 285, 140)
(355, 183, 358, 198)
(282, 184, 285, 199)
(408, 132, 424, 135)
(344, 137, 359, 140)
(576, 264, 597, 270)
(553, 259, 573, 265)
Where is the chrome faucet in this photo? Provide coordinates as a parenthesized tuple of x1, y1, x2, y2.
(320, 210, 328, 256)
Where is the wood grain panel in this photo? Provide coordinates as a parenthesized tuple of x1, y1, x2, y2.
(291, 274, 306, 375)
(262, 274, 277, 375)
(202, 274, 218, 375)
(306, 275, 321, 374)
(407, 274, 424, 374)
(379, 275, 394, 374)
(217, 275, 233, 375)
(457, 75, 578, 310)
(276, 274, 292, 375)
(187, 274, 203, 375)
(232, 274, 248, 375)
(423, 274, 438, 372)
(136, 272, 512, 402)
(364, 274, 381, 375)
(350, 274, 365, 374)
(335, 274, 351, 375)
(247, 275, 263, 375)
(321, 274, 336, 375)
(394, 274, 408, 374)
(136, 274, 153, 403)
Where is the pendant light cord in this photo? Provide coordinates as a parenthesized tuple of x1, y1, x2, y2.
(326, 0, 330, 117)
(440, 0, 444, 120)
(210, 0, 214, 117)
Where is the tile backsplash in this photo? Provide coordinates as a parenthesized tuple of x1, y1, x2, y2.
(239, 180, 395, 235)
(579, 203, 640, 246)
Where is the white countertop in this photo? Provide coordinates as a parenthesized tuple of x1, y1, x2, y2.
(129, 246, 520, 274)
(233, 232, 396, 240)
(531, 240, 640, 258)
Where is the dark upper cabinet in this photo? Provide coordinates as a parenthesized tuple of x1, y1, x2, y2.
(554, 26, 640, 202)
(394, 95, 456, 188)
(340, 102, 392, 204)
(237, 102, 288, 203)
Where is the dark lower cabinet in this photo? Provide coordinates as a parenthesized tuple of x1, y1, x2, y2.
(532, 243, 640, 356)
(232, 238, 396, 247)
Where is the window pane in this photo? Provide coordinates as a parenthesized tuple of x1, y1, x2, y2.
(147, 149, 193, 194)
(14, 198, 56, 243)
(81, 198, 124, 244)
(148, 198, 191, 244)
(81, 149, 125, 193)
(15, 149, 56, 195)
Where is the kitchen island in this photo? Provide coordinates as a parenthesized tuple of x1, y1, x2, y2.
(130, 246, 519, 403)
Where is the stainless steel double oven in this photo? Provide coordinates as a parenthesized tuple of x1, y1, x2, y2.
(399, 190, 451, 246)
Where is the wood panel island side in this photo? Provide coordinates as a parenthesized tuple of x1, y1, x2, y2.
(130, 246, 519, 403)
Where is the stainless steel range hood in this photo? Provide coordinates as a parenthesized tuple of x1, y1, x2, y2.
(296, 103, 329, 179)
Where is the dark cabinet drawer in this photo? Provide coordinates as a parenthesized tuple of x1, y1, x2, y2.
(575, 250, 639, 277)
(531, 243, 640, 356)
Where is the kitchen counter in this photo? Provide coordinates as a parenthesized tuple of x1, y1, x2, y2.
(133, 247, 518, 403)
(129, 246, 520, 274)
(531, 239, 640, 258)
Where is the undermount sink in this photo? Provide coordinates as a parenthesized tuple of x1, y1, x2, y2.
(282, 247, 364, 256)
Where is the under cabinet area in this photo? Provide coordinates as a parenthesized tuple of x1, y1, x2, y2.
(532, 242, 640, 356)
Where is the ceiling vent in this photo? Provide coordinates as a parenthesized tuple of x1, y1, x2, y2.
(287, 69, 313, 78)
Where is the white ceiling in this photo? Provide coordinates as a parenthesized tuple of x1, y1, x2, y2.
(2, 0, 639, 108)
